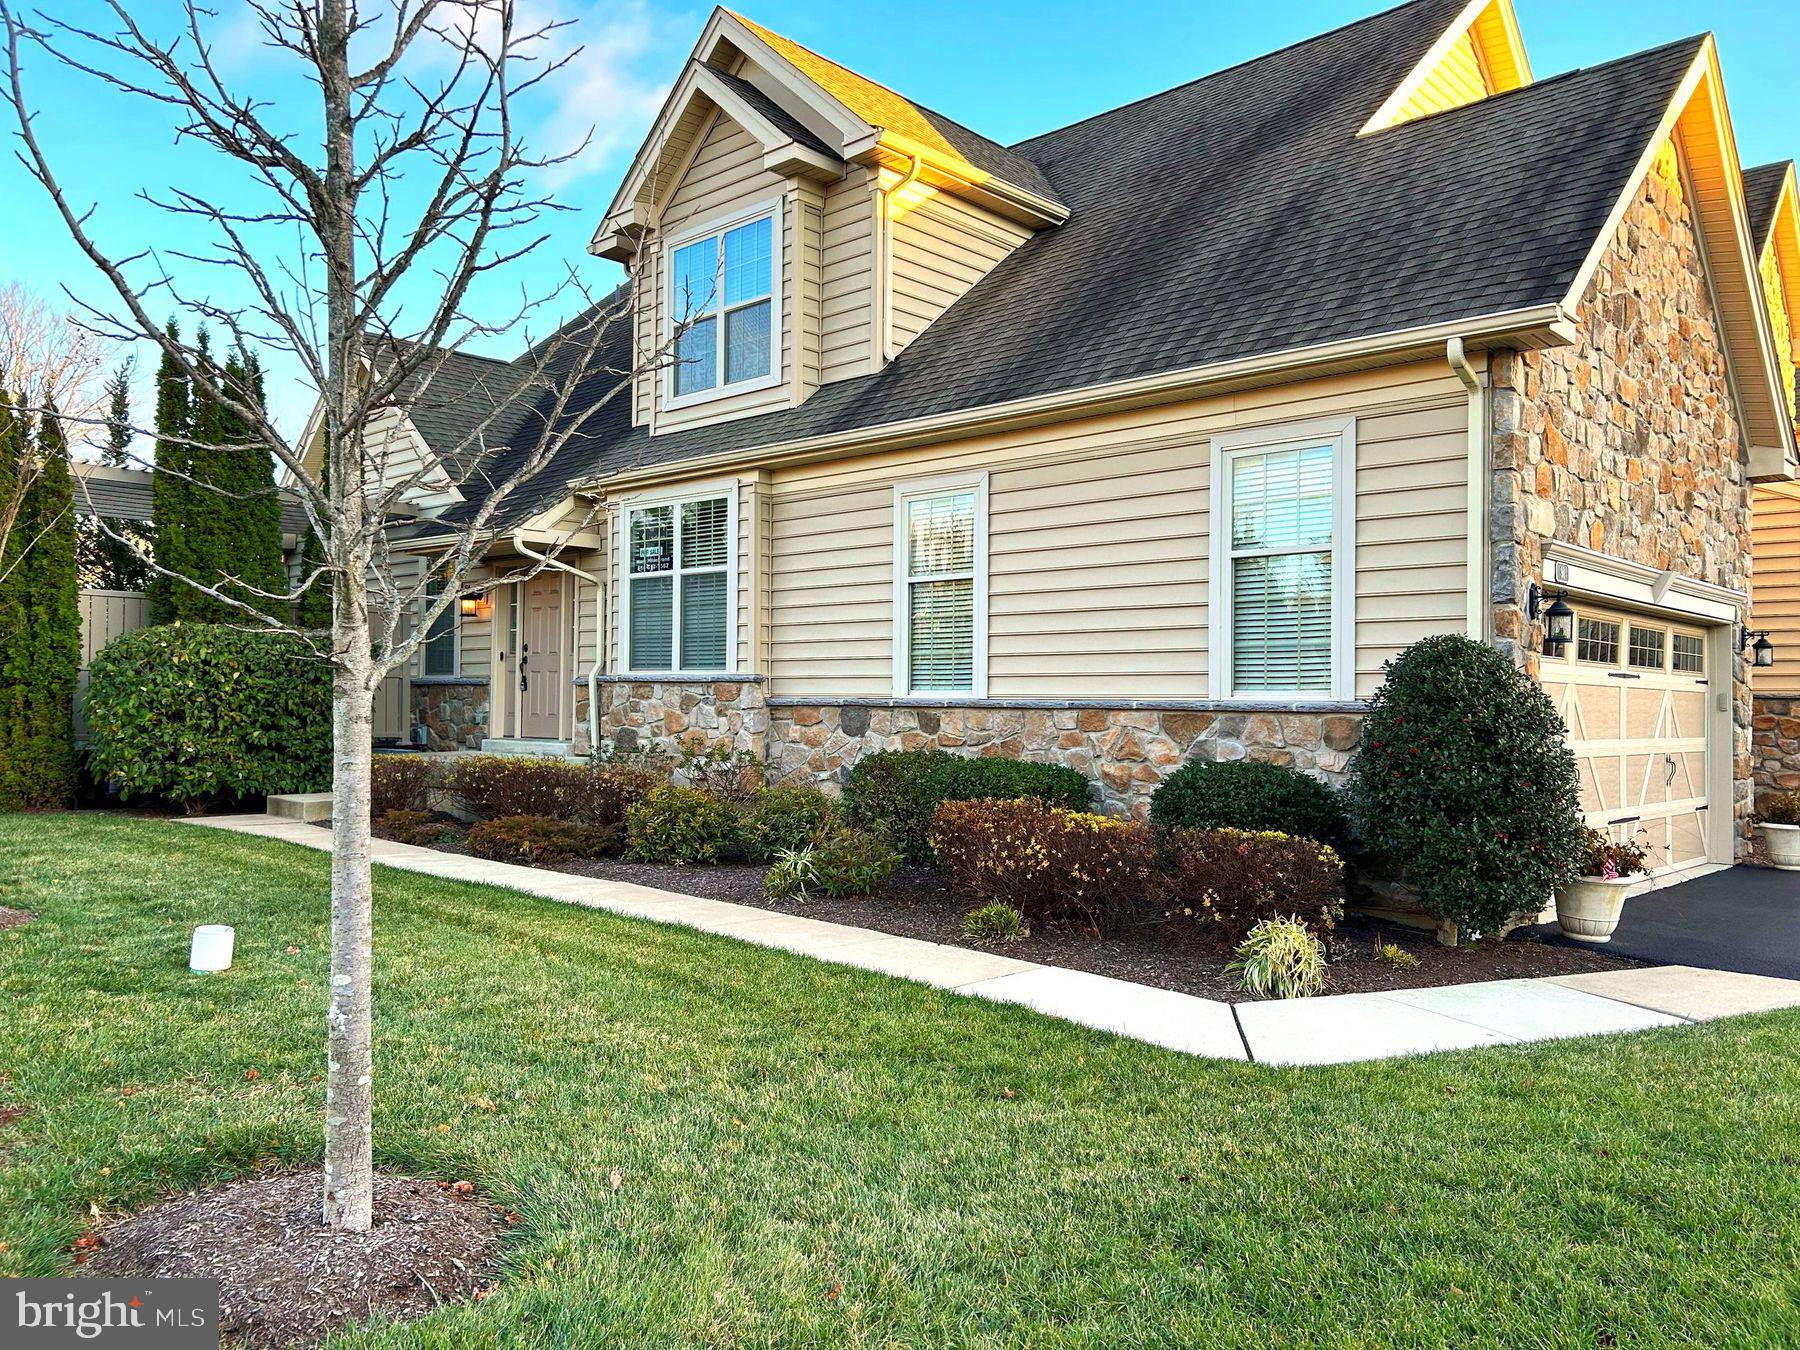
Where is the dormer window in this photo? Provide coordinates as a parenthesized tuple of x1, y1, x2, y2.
(666, 200, 781, 407)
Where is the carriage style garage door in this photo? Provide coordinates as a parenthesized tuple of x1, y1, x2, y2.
(1539, 603, 1716, 873)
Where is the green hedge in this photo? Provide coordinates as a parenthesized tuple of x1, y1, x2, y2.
(843, 749, 1092, 862)
(84, 623, 332, 810)
(1148, 759, 1350, 850)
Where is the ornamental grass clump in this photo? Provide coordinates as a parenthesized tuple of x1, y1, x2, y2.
(1154, 828, 1344, 942)
(930, 798, 1152, 932)
(763, 845, 821, 902)
(1347, 634, 1586, 939)
(1228, 917, 1328, 1000)
(962, 903, 1027, 944)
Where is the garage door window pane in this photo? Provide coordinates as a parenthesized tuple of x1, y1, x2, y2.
(1577, 617, 1619, 665)
(1628, 626, 1666, 670)
(1672, 634, 1705, 673)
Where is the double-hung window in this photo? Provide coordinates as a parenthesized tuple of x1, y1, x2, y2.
(893, 476, 987, 696)
(667, 203, 779, 405)
(422, 579, 457, 676)
(1211, 418, 1355, 699)
(623, 489, 734, 673)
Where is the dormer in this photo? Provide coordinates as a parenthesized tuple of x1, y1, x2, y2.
(592, 8, 1067, 434)
(1745, 160, 1800, 433)
(1360, 0, 1531, 135)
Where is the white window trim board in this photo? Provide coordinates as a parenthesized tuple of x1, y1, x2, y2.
(891, 471, 990, 698)
(660, 193, 785, 413)
(616, 480, 741, 677)
(1208, 415, 1357, 702)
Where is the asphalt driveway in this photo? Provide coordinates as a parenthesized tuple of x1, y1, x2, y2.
(1534, 865, 1799, 980)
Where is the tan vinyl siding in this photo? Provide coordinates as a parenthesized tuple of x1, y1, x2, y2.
(764, 359, 1470, 699)
(1395, 30, 1489, 124)
(648, 112, 795, 433)
(887, 191, 1033, 355)
(819, 166, 877, 383)
(1753, 484, 1800, 694)
(367, 407, 461, 514)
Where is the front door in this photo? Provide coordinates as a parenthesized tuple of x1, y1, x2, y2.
(519, 572, 562, 739)
(1539, 603, 1715, 873)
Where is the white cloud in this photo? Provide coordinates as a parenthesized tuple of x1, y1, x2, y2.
(528, 0, 684, 190)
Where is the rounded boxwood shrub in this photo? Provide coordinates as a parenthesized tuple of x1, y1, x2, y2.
(1346, 633, 1586, 938)
(738, 785, 840, 862)
(1149, 759, 1349, 850)
(844, 749, 1092, 862)
(812, 827, 901, 898)
(84, 623, 331, 811)
(625, 784, 739, 864)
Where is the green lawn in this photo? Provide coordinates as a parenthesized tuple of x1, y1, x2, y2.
(2, 814, 1798, 1346)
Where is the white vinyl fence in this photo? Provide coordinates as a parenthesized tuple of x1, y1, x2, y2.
(76, 589, 148, 742)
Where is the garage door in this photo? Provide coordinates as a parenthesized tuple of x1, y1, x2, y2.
(1538, 604, 1714, 873)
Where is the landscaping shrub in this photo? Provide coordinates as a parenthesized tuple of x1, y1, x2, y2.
(84, 623, 331, 811)
(1228, 917, 1327, 999)
(1757, 791, 1800, 826)
(738, 786, 840, 862)
(763, 846, 820, 902)
(1149, 759, 1349, 850)
(1154, 828, 1344, 942)
(931, 799, 1152, 931)
(451, 756, 657, 827)
(962, 903, 1026, 944)
(466, 814, 616, 865)
(1347, 634, 1586, 939)
(845, 749, 1092, 862)
(1371, 940, 1420, 970)
(371, 755, 439, 816)
(812, 828, 900, 899)
(375, 808, 460, 847)
(625, 784, 739, 864)
(677, 743, 764, 801)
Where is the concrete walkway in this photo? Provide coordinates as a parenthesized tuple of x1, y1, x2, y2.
(182, 815, 1800, 1067)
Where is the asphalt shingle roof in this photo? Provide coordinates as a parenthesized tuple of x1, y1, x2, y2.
(404, 0, 1706, 527)
(74, 467, 311, 537)
(1744, 161, 1791, 252)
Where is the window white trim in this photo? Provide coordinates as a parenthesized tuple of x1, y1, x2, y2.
(615, 479, 740, 677)
(661, 194, 784, 413)
(891, 472, 989, 698)
(421, 577, 460, 677)
(1208, 416, 1356, 701)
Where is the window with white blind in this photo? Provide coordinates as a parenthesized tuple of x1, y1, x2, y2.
(893, 476, 987, 697)
(621, 487, 735, 673)
(1210, 418, 1355, 699)
(665, 201, 780, 408)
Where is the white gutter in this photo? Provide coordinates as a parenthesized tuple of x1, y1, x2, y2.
(878, 153, 924, 363)
(1446, 338, 1488, 642)
(511, 530, 605, 756)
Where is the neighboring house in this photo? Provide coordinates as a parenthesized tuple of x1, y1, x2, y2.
(1744, 160, 1800, 790)
(345, 0, 1800, 876)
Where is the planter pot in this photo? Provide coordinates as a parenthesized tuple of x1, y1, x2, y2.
(1554, 876, 1642, 944)
(1758, 822, 1800, 871)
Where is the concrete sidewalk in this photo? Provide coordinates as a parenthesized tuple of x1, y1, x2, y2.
(182, 815, 1800, 1067)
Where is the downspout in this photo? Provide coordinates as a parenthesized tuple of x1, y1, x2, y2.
(512, 529, 605, 757)
(1446, 338, 1488, 643)
(878, 153, 924, 363)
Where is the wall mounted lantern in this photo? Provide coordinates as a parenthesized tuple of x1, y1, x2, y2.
(1741, 624, 1776, 669)
(458, 593, 492, 621)
(1527, 582, 1575, 657)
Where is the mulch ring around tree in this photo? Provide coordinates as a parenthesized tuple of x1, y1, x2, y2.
(80, 1171, 508, 1349)
(0, 906, 35, 930)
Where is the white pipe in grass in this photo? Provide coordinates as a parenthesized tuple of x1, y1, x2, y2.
(189, 924, 235, 973)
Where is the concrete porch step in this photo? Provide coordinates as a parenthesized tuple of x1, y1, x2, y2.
(267, 792, 332, 823)
(480, 737, 577, 759)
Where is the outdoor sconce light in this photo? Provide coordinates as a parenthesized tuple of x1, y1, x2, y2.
(458, 594, 492, 621)
(1741, 624, 1776, 669)
(1527, 582, 1575, 656)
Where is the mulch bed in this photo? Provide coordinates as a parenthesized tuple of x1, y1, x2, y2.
(0, 906, 35, 931)
(80, 1171, 507, 1349)
(551, 858, 1641, 1003)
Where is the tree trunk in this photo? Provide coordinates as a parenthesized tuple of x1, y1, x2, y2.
(322, 619, 375, 1231)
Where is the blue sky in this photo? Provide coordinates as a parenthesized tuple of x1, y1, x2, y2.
(3, 0, 1795, 443)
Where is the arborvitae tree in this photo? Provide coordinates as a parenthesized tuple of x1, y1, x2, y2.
(0, 400, 80, 809)
(79, 357, 153, 591)
(145, 319, 190, 623)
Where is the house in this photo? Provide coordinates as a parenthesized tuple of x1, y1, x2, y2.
(1745, 160, 1800, 790)
(336, 0, 1800, 877)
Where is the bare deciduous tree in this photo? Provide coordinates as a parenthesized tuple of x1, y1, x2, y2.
(3, 0, 682, 1232)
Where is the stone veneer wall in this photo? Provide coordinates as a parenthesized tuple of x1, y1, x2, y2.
(1488, 141, 1755, 845)
(1753, 694, 1800, 791)
(764, 702, 1362, 817)
(412, 679, 488, 751)
(587, 677, 769, 759)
